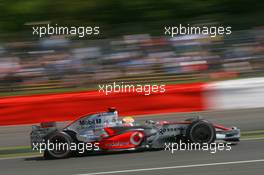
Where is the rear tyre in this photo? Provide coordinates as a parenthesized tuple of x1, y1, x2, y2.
(44, 132, 73, 159)
(186, 120, 216, 144)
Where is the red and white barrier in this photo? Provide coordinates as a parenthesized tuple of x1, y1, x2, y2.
(206, 77, 264, 110)
(0, 83, 206, 125)
(0, 78, 263, 126)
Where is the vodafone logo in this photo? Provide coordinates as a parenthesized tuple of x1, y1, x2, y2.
(130, 132, 144, 145)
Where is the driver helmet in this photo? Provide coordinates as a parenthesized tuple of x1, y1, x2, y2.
(122, 116, 135, 126)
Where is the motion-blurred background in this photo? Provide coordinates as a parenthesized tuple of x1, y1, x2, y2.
(0, 0, 264, 96)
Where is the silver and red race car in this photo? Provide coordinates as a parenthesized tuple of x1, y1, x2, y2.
(30, 108, 240, 159)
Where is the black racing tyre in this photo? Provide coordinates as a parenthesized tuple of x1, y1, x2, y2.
(44, 131, 73, 159)
(186, 120, 216, 144)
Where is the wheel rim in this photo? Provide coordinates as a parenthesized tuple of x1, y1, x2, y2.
(48, 135, 70, 157)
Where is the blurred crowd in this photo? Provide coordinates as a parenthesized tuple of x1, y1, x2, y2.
(0, 28, 264, 93)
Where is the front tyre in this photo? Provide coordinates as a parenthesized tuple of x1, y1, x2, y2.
(186, 120, 216, 144)
(44, 132, 73, 159)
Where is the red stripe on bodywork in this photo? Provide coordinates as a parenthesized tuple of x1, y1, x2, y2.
(213, 124, 231, 131)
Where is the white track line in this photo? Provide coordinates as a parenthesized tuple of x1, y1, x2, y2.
(76, 159, 264, 175)
(241, 137, 264, 141)
(0, 155, 41, 160)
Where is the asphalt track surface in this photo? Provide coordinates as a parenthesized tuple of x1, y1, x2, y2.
(0, 108, 264, 175)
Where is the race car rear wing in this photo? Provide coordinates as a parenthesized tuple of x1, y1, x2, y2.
(31, 122, 58, 149)
(40, 122, 57, 128)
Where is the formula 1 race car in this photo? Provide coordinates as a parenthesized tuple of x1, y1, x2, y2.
(31, 108, 240, 159)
